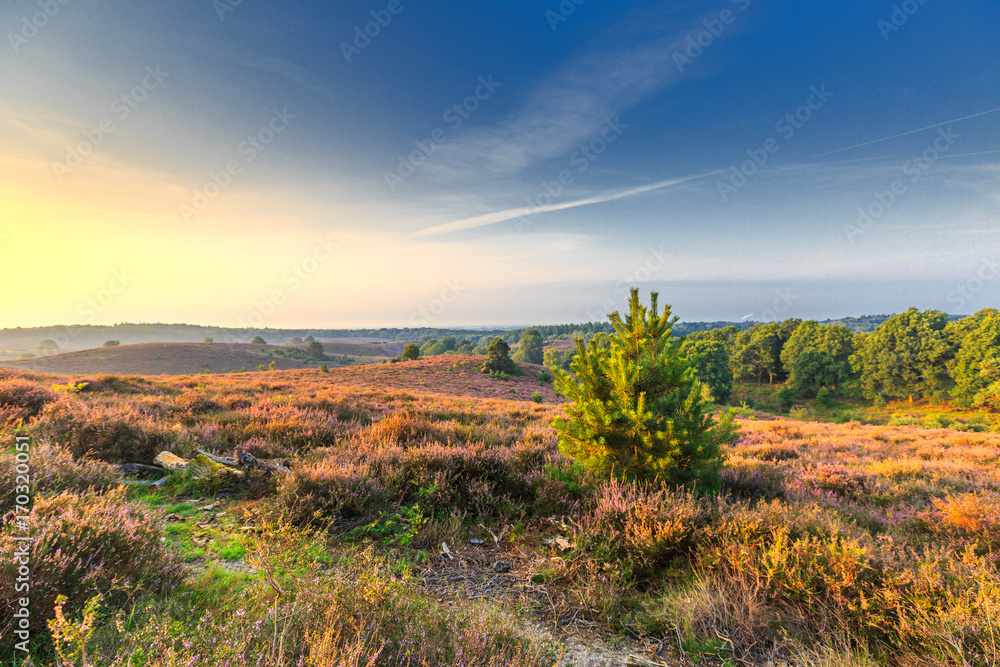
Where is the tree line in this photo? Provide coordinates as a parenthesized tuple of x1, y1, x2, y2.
(544, 307, 1000, 409)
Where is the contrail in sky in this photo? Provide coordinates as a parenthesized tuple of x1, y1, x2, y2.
(412, 171, 720, 237)
(816, 106, 1000, 157)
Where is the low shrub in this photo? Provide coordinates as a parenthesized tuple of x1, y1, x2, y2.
(931, 492, 1000, 550)
(74, 374, 166, 395)
(31, 399, 175, 464)
(277, 461, 388, 525)
(363, 409, 449, 447)
(582, 478, 707, 575)
(720, 461, 788, 500)
(176, 391, 225, 418)
(0, 377, 57, 423)
(0, 444, 119, 514)
(237, 437, 289, 460)
(0, 486, 181, 654)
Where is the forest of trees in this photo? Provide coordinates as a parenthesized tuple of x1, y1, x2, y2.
(655, 308, 1000, 407)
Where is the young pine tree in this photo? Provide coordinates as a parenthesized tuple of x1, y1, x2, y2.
(553, 289, 734, 487)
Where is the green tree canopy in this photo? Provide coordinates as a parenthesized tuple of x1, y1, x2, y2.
(251, 335, 267, 344)
(482, 337, 518, 375)
(553, 288, 734, 486)
(780, 321, 859, 390)
(946, 309, 995, 349)
(684, 325, 740, 357)
(951, 310, 1000, 408)
(973, 357, 1000, 410)
(439, 336, 457, 351)
(306, 341, 325, 359)
(401, 343, 421, 361)
(859, 308, 955, 400)
(514, 328, 544, 365)
(790, 350, 851, 398)
(681, 338, 734, 404)
(420, 339, 447, 356)
(543, 348, 574, 374)
(731, 321, 798, 384)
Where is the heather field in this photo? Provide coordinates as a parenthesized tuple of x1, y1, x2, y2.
(2, 359, 999, 666)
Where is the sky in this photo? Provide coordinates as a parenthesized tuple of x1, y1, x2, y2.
(1, 0, 998, 330)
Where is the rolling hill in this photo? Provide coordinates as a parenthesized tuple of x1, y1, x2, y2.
(0, 341, 397, 376)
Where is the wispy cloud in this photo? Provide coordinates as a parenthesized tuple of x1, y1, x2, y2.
(431, 8, 742, 178)
(252, 57, 338, 101)
(220, 53, 338, 102)
(412, 172, 719, 237)
(0, 103, 88, 154)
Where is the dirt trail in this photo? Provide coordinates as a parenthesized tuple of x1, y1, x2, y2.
(414, 541, 679, 667)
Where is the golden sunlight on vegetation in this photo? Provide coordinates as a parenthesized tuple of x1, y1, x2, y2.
(2, 356, 998, 665)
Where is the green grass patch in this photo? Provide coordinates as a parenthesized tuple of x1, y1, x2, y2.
(219, 542, 247, 560)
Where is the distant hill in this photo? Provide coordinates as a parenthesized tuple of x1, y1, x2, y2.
(0, 323, 517, 354)
(0, 341, 394, 376)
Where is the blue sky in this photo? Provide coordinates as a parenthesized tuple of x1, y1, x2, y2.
(1, 0, 998, 329)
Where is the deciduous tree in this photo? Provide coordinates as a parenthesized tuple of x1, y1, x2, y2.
(859, 308, 955, 401)
(514, 328, 544, 365)
(951, 310, 1000, 408)
(681, 339, 733, 404)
